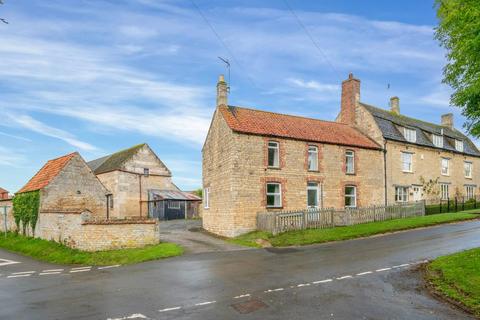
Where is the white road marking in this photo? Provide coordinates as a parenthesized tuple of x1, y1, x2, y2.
(233, 294, 251, 299)
(0, 259, 20, 267)
(11, 271, 35, 275)
(393, 263, 410, 268)
(98, 265, 120, 270)
(7, 274, 31, 278)
(107, 314, 148, 320)
(42, 269, 63, 272)
(194, 301, 216, 306)
(70, 269, 91, 273)
(356, 271, 373, 276)
(158, 306, 181, 312)
(297, 283, 310, 287)
(376, 267, 392, 272)
(71, 266, 92, 270)
(40, 272, 62, 275)
(312, 279, 333, 284)
(336, 275, 353, 280)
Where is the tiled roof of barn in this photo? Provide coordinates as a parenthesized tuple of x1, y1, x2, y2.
(18, 152, 77, 193)
(219, 105, 381, 150)
(361, 103, 480, 157)
(87, 144, 146, 175)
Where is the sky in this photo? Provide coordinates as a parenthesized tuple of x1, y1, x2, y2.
(0, 0, 473, 193)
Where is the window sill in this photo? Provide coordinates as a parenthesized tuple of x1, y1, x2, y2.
(267, 166, 281, 170)
(345, 172, 356, 176)
(266, 206, 283, 209)
(402, 170, 414, 174)
(465, 176, 473, 180)
(308, 170, 320, 173)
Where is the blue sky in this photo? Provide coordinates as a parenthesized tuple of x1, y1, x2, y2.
(0, 0, 472, 193)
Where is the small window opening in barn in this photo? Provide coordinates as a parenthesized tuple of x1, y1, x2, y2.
(168, 201, 181, 209)
(144, 168, 150, 176)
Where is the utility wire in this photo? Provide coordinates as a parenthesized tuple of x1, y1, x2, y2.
(189, 0, 257, 88)
(283, 0, 341, 80)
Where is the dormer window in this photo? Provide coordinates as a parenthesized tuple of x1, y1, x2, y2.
(432, 134, 443, 148)
(403, 128, 416, 143)
(455, 140, 464, 152)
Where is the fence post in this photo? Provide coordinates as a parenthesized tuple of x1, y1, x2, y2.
(302, 211, 306, 230)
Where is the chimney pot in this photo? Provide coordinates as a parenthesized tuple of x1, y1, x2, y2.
(339, 73, 360, 125)
(441, 113, 454, 129)
(216, 74, 228, 107)
(390, 96, 400, 115)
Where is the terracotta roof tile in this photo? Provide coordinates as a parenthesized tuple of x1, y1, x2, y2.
(219, 106, 381, 150)
(18, 152, 77, 193)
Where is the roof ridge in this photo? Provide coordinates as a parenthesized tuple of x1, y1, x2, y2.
(46, 152, 78, 163)
(227, 105, 350, 126)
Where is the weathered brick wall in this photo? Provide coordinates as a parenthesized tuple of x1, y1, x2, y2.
(0, 199, 16, 232)
(95, 144, 178, 218)
(41, 154, 108, 218)
(385, 140, 480, 203)
(203, 110, 385, 237)
(35, 212, 159, 251)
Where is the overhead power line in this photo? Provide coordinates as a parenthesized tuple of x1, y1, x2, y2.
(283, 0, 341, 80)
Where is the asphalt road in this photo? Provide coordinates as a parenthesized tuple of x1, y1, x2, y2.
(1, 220, 480, 320)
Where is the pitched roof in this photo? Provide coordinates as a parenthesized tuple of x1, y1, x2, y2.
(149, 189, 202, 201)
(219, 105, 381, 150)
(18, 153, 77, 193)
(0, 187, 8, 193)
(87, 143, 147, 174)
(361, 103, 480, 157)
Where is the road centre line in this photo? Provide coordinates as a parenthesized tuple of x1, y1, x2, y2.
(11, 271, 35, 275)
(71, 266, 91, 270)
(98, 265, 120, 270)
(356, 271, 373, 276)
(7, 274, 31, 278)
(312, 279, 333, 284)
(376, 267, 392, 272)
(194, 301, 216, 306)
(40, 272, 62, 275)
(42, 269, 63, 272)
(234, 294, 251, 299)
(158, 306, 181, 312)
(336, 275, 353, 280)
(70, 269, 91, 273)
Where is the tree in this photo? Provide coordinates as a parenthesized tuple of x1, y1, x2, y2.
(193, 188, 203, 198)
(435, 0, 480, 136)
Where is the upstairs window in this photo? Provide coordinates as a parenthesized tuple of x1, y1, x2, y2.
(455, 140, 464, 152)
(403, 128, 416, 143)
(401, 152, 413, 172)
(441, 158, 450, 176)
(465, 162, 473, 178)
(266, 183, 282, 208)
(143, 168, 150, 177)
(307, 146, 318, 171)
(432, 134, 443, 148)
(344, 186, 357, 208)
(345, 150, 355, 174)
(268, 141, 280, 167)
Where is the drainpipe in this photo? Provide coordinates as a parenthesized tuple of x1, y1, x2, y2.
(139, 174, 142, 217)
(383, 141, 388, 206)
(106, 194, 112, 220)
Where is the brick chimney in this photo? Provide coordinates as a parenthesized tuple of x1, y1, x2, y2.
(216, 74, 228, 107)
(390, 96, 400, 115)
(339, 73, 360, 125)
(441, 113, 453, 129)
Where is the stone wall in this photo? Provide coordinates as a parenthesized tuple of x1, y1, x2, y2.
(202, 110, 385, 237)
(35, 212, 159, 251)
(0, 199, 16, 232)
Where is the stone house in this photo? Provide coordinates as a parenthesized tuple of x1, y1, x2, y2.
(340, 74, 480, 204)
(87, 143, 185, 219)
(0, 187, 10, 200)
(202, 75, 385, 237)
(202, 74, 480, 237)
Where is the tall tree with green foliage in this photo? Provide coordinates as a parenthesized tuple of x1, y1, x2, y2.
(435, 0, 480, 136)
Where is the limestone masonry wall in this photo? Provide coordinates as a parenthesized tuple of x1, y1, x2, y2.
(0, 199, 16, 232)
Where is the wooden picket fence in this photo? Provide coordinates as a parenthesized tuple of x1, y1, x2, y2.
(257, 201, 425, 235)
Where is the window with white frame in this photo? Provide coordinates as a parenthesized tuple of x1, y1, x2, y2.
(433, 134, 443, 148)
(268, 141, 280, 167)
(440, 183, 449, 200)
(307, 182, 320, 208)
(465, 161, 473, 178)
(465, 185, 475, 200)
(168, 201, 181, 209)
(441, 158, 450, 176)
(203, 187, 210, 209)
(143, 168, 150, 177)
(344, 185, 357, 208)
(266, 183, 282, 208)
(403, 128, 417, 143)
(307, 146, 318, 171)
(401, 152, 413, 172)
(345, 150, 355, 174)
(395, 186, 409, 202)
(455, 140, 464, 152)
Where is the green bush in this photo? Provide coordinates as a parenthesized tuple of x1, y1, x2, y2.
(12, 191, 40, 235)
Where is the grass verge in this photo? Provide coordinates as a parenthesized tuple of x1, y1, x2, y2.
(426, 248, 480, 316)
(0, 232, 183, 266)
(229, 210, 480, 248)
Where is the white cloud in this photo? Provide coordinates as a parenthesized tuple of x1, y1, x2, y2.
(0, 146, 28, 167)
(288, 78, 339, 93)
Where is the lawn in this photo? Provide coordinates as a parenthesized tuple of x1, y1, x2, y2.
(0, 232, 183, 266)
(426, 248, 480, 316)
(229, 210, 480, 248)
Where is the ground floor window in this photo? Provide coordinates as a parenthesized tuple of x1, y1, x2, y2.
(168, 201, 181, 209)
(307, 182, 320, 208)
(465, 185, 476, 200)
(440, 183, 449, 200)
(344, 185, 357, 208)
(266, 183, 282, 208)
(395, 186, 409, 202)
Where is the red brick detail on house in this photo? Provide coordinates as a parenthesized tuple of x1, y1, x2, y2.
(264, 137, 285, 169)
(0, 187, 9, 200)
(339, 73, 360, 125)
(340, 181, 361, 208)
(304, 143, 323, 172)
(18, 152, 78, 193)
(260, 177, 287, 209)
(341, 147, 359, 175)
(219, 105, 380, 150)
(305, 176, 324, 184)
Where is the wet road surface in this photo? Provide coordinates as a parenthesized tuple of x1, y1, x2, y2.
(1, 220, 479, 319)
